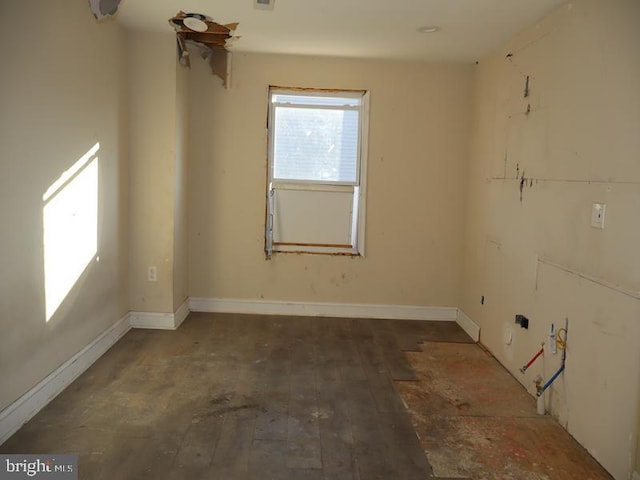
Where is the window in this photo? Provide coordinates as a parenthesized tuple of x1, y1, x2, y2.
(265, 87, 369, 257)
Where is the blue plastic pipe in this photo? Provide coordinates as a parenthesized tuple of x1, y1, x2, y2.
(536, 318, 568, 397)
(537, 364, 565, 397)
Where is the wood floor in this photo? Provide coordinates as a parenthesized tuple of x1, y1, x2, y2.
(1, 313, 472, 479)
(1, 313, 612, 479)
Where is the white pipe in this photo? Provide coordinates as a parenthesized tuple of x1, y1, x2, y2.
(537, 393, 545, 415)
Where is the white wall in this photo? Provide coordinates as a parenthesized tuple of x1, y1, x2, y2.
(0, 0, 129, 411)
(460, 1, 640, 478)
(188, 52, 473, 308)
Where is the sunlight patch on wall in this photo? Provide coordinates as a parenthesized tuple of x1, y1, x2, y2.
(43, 143, 100, 322)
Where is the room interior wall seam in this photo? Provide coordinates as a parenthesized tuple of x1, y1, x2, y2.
(456, 308, 481, 342)
(454, 65, 477, 311)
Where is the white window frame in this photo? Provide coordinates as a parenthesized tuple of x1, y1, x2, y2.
(265, 86, 369, 257)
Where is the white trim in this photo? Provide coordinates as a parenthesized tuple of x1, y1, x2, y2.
(273, 244, 358, 255)
(189, 297, 457, 321)
(456, 309, 480, 342)
(174, 298, 190, 329)
(357, 91, 370, 257)
(129, 311, 176, 330)
(0, 314, 131, 445)
(266, 87, 369, 258)
(272, 183, 356, 192)
(129, 299, 190, 330)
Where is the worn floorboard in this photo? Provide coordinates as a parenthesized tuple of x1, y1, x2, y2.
(1, 313, 457, 479)
(0, 313, 611, 479)
(396, 341, 614, 480)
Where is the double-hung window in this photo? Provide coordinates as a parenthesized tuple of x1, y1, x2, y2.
(265, 87, 369, 257)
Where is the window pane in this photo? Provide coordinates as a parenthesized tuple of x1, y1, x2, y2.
(273, 107, 359, 183)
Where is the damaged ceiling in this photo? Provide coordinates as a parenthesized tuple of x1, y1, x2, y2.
(169, 11, 239, 86)
(116, 0, 568, 63)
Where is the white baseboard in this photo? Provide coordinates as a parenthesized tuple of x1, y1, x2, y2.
(0, 314, 131, 445)
(174, 298, 190, 329)
(189, 297, 457, 321)
(129, 311, 176, 330)
(456, 309, 480, 342)
(129, 299, 190, 330)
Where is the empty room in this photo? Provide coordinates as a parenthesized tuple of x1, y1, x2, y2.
(0, 0, 638, 479)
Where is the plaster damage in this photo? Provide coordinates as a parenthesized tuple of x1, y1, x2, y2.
(169, 11, 240, 87)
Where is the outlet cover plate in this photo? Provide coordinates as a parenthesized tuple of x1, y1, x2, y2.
(591, 203, 606, 229)
(148, 266, 157, 282)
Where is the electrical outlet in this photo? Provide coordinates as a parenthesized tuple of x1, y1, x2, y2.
(148, 266, 157, 282)
(591, 203, 606, 229)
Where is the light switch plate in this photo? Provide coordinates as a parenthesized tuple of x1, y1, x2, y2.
(148, 266, 157, 282)
(591, 203, 606, 229)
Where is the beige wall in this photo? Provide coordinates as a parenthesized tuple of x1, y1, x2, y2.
(3, 3, 637, 478)
(460, 1, 640, 478)
(173, 62, 190, 311)
(636, 388, 640, 477)
(0, 0, 129, 410)
(128, 31, 182, 313)
(188, 53, 473, 307)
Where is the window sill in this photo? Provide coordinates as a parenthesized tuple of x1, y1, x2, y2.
(270, 243, 361, 257)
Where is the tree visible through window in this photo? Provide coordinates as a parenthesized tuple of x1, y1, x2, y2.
(266, 87, 369, 257)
